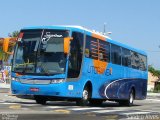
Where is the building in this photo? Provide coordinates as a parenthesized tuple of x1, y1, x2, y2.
(148, 72, 159, 91)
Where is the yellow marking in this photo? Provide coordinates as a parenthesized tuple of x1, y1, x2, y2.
(104, 115, 118, 119)
(53, 109, 71, 114)
(85, 113, 96, 117)
(9, 105, 21, 109)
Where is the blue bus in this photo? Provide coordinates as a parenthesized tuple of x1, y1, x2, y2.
(11, 26, 148, 106)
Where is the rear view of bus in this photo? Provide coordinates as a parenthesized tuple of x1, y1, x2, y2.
(11, 26, 148, 106)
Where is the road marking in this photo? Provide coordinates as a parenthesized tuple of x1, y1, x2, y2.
(53, 109, 71, 114)
(121, 111, 152, 115)
(146, 99, 160, 102)
(91, 109, 123, 113)
(2, 102, 18, 104)
(47, 106, 65, 109)
(20, 103, 40, 106)
(104, 115, 119, 120)
(92, 109, 153, 115)
(139, 110, 160, 113)
(9, 105, 21, 109)
(68, 107, 104, 111)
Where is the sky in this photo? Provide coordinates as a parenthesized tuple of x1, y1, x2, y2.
(0, 0, 160, 69)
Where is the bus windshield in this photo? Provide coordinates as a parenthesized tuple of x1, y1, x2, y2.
(13, 29, 69, 75)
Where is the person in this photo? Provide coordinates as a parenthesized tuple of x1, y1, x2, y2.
(0, 60, 6, 83)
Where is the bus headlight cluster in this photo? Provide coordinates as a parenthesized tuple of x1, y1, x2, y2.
(12, 77, 20, 82)
(51, 79, 65, 84)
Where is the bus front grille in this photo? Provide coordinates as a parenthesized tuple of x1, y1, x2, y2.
(20, 79, 51, 84)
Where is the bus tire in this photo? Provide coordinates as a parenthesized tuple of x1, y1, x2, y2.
(119, 89, 134, 106)
(76, 86, 90, 106)
(34, 96, 47, 105)
(89, 99, 103, 106)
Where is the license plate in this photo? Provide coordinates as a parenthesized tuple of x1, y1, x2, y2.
(30, 88, 39, 92)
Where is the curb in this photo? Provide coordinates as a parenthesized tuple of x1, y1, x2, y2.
(0, 88, 10, 93)
(147, 92, 160, 96)
(0, 83, 10, 93)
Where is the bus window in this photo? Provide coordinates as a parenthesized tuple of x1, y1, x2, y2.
(139, 54, 147, 71)
(67, 32, 84, 78)
(99, 40, 110, 62)
(122, 48, 131, 67)
(131, 51, 140, 69)
(111, 44, 121, 65)
(85, 36, 98, 60)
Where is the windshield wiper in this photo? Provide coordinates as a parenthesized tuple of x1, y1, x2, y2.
(42, 72, 64, 76)
(22, 64, 34, 74)
(36, 63, 51, 75)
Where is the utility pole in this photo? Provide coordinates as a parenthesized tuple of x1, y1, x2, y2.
(103, 23, 106, 35)
(103, 22, 112, 36)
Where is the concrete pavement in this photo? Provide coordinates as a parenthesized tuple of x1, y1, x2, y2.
(0, 84, 10, 93)
(0, 93, 160, 120)
(147, 92, 160, 97)
(147, 92, 160, 100)
(0, 90, 160, 120)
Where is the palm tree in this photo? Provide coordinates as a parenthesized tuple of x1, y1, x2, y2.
(8, 31, 19, 37)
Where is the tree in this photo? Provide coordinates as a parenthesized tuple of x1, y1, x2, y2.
(148, 65, 160, 79)
(8, 31, 19, 37)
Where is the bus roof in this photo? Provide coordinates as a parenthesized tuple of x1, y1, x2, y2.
(22, 25, 147, 56)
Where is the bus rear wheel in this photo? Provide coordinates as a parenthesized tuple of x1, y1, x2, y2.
(34, 96, 47, 105)
(76, 87, 90, 106)
(119, 90, 134, 106)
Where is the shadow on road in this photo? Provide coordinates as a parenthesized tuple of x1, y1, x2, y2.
(5, 100, 141, 108)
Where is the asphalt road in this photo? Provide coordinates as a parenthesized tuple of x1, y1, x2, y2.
(0, 93, 160, 120)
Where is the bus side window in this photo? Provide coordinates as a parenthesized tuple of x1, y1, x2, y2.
(99, 40, 110, 62)
(67, 32, 84, 78)
(122, 48, 131, 67)
(131, 51, 140, 69)
(85, 36, 98, 59)
(111, 44, 121, 65)
(139, 54, 147, 71)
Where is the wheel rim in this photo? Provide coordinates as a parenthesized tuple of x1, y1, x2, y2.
(129, 92, 134, 104)
(83, 90, 88, 100)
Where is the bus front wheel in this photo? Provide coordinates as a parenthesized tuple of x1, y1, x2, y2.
(76, 87, 90, 106)
(34, 96, 47, 105)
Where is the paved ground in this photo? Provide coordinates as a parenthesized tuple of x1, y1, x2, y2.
(0, 92, 160, 120)
(0, 83, 10, 93)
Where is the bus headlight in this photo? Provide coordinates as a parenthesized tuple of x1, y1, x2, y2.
(51, 79, 65, 84)
(11, 77, 20, 82)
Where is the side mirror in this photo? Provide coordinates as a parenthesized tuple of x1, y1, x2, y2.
(3, 38, 9, 53)
(3, 38, 16, 55)
(64, 37, 73, 54)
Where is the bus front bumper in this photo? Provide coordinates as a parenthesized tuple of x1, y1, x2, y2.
(11, 80, 68, 97)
